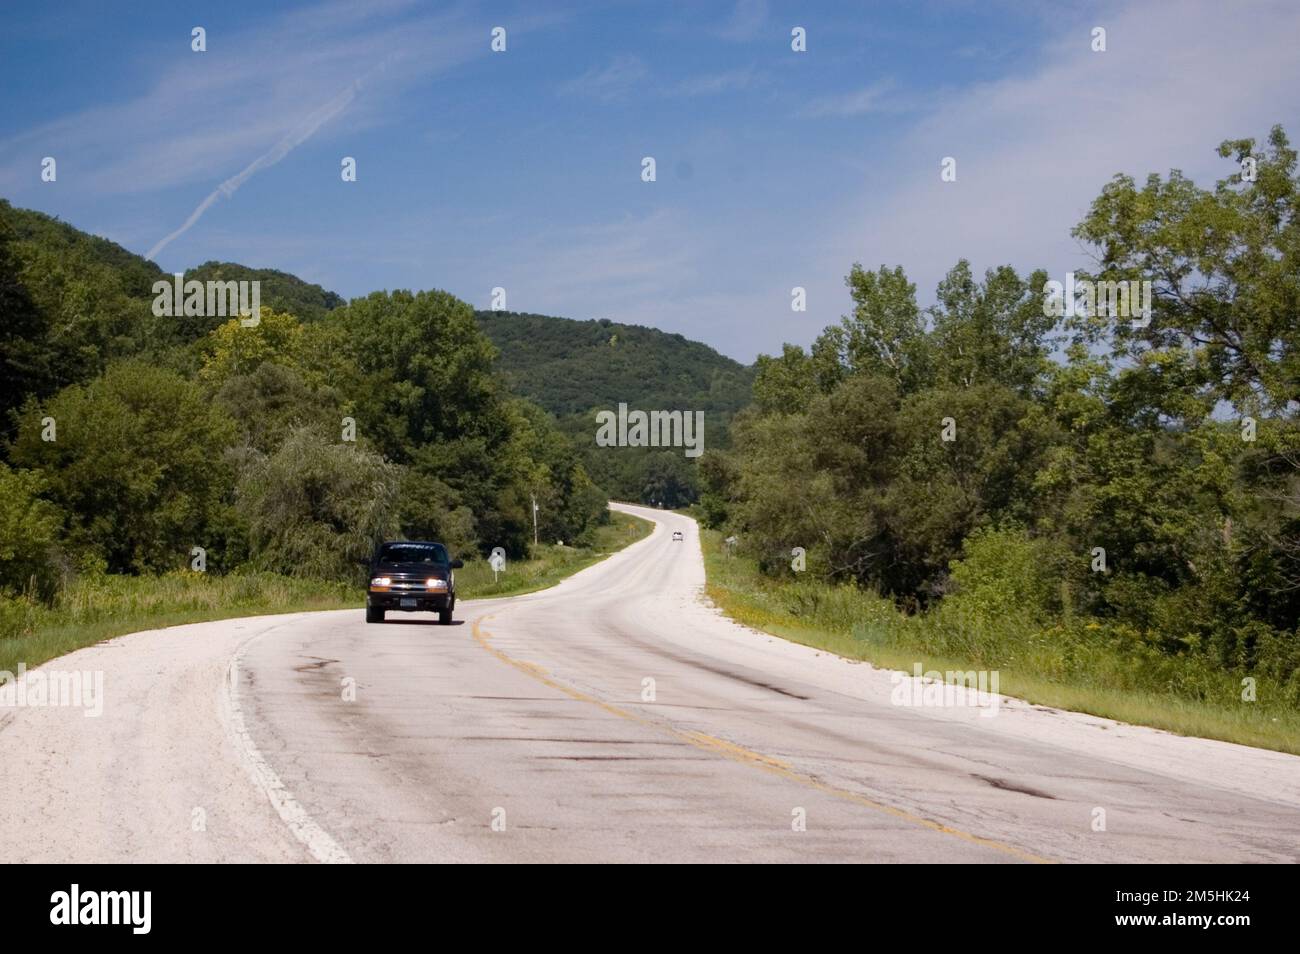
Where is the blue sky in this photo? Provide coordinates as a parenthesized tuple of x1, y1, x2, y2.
(3, 0, 1299, 362)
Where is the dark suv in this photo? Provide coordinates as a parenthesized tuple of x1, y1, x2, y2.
(365, 541, 463, 624)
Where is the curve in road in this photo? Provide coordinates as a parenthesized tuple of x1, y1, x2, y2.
(3, 503, 1298, 863)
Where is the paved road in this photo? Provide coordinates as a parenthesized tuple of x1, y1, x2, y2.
(4, 503, 1299, 863)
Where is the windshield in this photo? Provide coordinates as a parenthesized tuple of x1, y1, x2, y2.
(376, 542, 449, 565)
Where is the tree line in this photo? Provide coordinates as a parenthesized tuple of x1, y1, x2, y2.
(0, 203, 607, 601)
(476, 310, 753, 507)
(699, 127, 1300, 702)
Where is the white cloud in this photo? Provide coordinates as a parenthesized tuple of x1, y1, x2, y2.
(471, 206, 813, 360)
(801, 80, 898, 118)
(668, 68, 758, 98)
(558, 55, 650, 102)
(719, 0, 768, 42)
(0, 2, 491, 199)
(790, 0, 1300, 355)
(488, 208, 701, 310)
(562, 0, 1300, 362)
(146, 79, 362, 260)
(561, 59, 759, 103)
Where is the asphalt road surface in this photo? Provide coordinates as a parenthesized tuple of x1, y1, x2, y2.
(4, 503, 1299, 863)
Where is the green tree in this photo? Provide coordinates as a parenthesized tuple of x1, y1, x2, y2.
(0, 200, 150, 432)
(947, 526, 1062, 624)
(0, 463, 64, 599)
(330, 290, 503, 461)
(235, 427, 401, 580)
(198, 309, 305, 387)
(212, 362, 347, 456)
(0, 212, 45, 440)
(752, 344, 815, 415)
(10, 362, 237, 573)
(818, 264, 927, 392)
(731, 374, 897, 581)
(1074, 125, 1300, 413)
(928, 261, 1054, 395)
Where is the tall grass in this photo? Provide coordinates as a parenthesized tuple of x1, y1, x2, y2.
(0, 571, 358, 675)
(455, 510, 652, 598)
(0, 511, 654, 674)
(701, 529, 1300, 755)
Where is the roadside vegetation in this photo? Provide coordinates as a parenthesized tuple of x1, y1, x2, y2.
(0, 202, 613, 581)
(0, 571, 356, 675)
(701, 529, 1300, 754)
(455, 509, 651, 598)
(0, 510, 652, 674)
(0, 200, 649, 672)
(697, 127, 1300, 754)
(477, 310, 752, 507)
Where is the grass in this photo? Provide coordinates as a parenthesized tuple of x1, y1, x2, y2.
(0, 511, 653, 674)
(0, 571, 359, 676)
(699, 528, 1300, 756)
(454, 509, 652, 598)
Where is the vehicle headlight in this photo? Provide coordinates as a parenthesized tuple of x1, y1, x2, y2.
(370, 577, 392, 587)
(425, 577, 448, 589)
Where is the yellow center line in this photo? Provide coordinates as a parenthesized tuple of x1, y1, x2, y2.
(471, 613, 1054, 864)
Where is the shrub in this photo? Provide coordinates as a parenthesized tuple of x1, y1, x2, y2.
(10, 361, 237, 573)
(236, 427, 401, 580)
(0, 463, 64, 599)
(946, 526, 1060, 623)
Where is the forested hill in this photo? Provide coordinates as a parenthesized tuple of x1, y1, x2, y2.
(1, 200, 163, 296)
(0, 199, 747, 509)
(473, 310, 754, 505)
(474, 310, 754, 420)
(0, 206, 345, 323)
(185, 262, 345, 322)
(0, 202, 753, 418)
(0, 196, 617, 581)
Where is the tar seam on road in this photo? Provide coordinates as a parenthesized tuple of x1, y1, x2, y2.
(221, 618, 354, 864)
(472, 612, 1054, 864)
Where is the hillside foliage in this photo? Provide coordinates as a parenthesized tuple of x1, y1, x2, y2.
(703, 127, 1300, 704)
(477, 310, 753, 504)
(0, 205, 611, 620)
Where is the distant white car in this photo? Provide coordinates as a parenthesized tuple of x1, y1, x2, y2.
(671, 531, 684, 541)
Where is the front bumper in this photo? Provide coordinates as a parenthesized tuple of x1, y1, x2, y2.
(367, 582, 453, 612)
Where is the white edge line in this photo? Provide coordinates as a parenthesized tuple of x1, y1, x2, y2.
(220, 634, 354, 864)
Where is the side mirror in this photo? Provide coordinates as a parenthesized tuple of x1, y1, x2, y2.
(451, 559, 464, 569)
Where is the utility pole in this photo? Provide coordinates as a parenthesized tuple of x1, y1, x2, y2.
(532, 495, 539, 547)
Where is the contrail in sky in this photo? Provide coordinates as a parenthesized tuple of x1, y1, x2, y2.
(146, 79, 360, 261)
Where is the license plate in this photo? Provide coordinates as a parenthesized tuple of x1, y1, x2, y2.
(399, 598, 417, 608)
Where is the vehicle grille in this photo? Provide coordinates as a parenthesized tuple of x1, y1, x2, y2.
(370, 571, 449, 592)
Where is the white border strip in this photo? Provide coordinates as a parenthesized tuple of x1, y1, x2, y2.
(221, 641, 353, 864)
